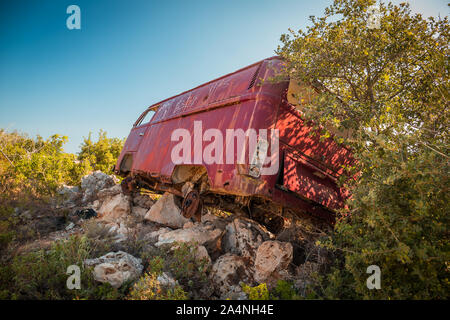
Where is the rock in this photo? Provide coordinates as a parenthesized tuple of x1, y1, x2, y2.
(65, 222, 75, 231)
(21, 210, 32, 220)
(107, 224, 118, 234)
(222, 218, 271, 258)
(195, 245, 211, 266)
(254, 240, 293, 284)
(117, 222, 130, 236)
(155, 223, 223, 252)
(201, 213, 228, 231)
(97, 192, 131, 223)
(97, 184, 122, 201)
(132, 193, 154, 209)
(201, 213, 220, 224)
(84, 251, 143, 288)
(157, 272, 178, 287)
(183, 221, 195, 229)
(131, 206, 148, 219)
(143, 227, 173, 243)
(144, 192, 189, 228)
(57, 185, 80, 206)
(210, 254, 254, 299)
(58, 184, 80, 196)
(91, 200, 101, 211)
(80, 171, 118, 204)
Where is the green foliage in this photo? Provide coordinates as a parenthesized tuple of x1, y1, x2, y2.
(127, 272, 188, 300)
(271, 280, 301, 300)
(5, 235, 120, 299)
(278, 0, 449, 299)
(0, 206, 16, 255)
(78, 130, 124, 174)
(143, 242, 211, 299)
(0, 128, 124, 199)
(147, 255, 165, 275)
(0, 130, 91, 198)
(242, 281, 302, 300)
(242, 283, 269, 300)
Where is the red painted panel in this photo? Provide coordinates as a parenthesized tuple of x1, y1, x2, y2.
(277, 103, 354, 177)
(283, 151, 343, 210)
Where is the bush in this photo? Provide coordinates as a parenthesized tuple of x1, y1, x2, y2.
(143, 242, 211, 299)
(242, 281, 302, 300)
(271, 280, 301, 300)
(0, 130, 91, 198)
(242, 283, 269, 300)
(78, 130, 124, 174)
(6, 235, 120, 299)
(127, 272, 187, 300)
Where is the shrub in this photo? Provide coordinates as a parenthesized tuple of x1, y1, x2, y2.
(242, 281, 302, 300)
(0, 130, 91, 198)
(127, 272, 187, 300)
(271, 280, 301, 300)
(8, 235, 120, 299)
(242, 283, 269, 300)
(143, 242, 211, 299)
(78, 130, 124, 174)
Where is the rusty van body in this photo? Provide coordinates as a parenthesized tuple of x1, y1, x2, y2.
(114, 57, 354, 229)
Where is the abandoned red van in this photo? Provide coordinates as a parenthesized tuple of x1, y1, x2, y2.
(115, 57, 354, 230)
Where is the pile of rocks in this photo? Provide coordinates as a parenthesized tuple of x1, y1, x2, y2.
(57, 171, 308, 299)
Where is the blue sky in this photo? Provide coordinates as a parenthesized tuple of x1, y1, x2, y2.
(0, 0, 448, 153)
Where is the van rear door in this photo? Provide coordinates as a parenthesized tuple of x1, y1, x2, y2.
(281, 150, 343, 210)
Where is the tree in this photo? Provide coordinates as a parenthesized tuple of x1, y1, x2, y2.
(78, 130, 124, 174)
(277, 0, 449, 299)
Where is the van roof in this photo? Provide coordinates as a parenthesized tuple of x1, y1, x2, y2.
(144, 56, 281, 111)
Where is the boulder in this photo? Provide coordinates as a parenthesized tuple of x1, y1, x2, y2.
(144, 192, 189, 228)
(84, 251, 143, 288)
(210, 254, 254, 299)
(57, 185, 80, 206)
(132, 193, 154, 209)
(155, 223, 223, 252)
(97, 184, 122, 201)
(183, 221, 195, 229)
(142, 227, 173, 243)
(97, 192, 131, 223)
(222, 218, 271, 259)
(195, 245, 212, 266)
(157, 272, 178, 288)
(201, 213, 220, 224)
(131, 206, 148, 219)
(254, 240, 293, 284)
(201, 213, 228, 231)
(80, 171, 118, 204)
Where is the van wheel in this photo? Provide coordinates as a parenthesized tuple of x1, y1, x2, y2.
(181, 189, 203, 222)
